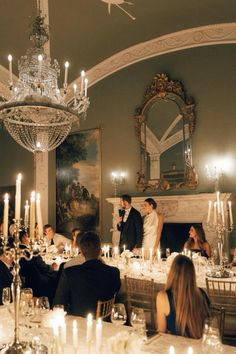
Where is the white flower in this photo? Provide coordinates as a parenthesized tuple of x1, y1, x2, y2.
(121, 250, 134, 259)
(107, 331, 142, 354)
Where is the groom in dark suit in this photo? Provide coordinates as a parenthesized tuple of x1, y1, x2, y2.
(117, 194, 143, 251)
(54, 232, 121, 316)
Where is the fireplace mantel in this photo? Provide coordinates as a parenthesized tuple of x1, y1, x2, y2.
(106, 193, 232, 250)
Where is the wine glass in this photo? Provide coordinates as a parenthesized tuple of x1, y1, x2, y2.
(38, 296, 50, 314)
(21, 288, 33, 301)
(130, 307, 146, 339)
(2, 287, 11, 306)
(111, 303, 127, 325)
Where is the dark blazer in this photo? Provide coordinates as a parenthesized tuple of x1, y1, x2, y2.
(20, 249, 58, 305)
(0, 260, 13, 305)
(118, 207, 143, 250)
(54, 259, 121, 317)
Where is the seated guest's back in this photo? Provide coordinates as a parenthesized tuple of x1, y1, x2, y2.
(19, 231, 58, 305)
(0, 249, 13, 305)
(54, 232, 121, 317)
(156, 254, 210, 339)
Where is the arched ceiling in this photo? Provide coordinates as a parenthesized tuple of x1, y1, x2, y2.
(0, 0, 235, 87)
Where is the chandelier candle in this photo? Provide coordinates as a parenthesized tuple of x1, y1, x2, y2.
(15, 173, 22, 220)
(7, 54, 13, 83)
(80, 70, 85, 94)
(64, 61, 69, 88)
(37, 54, 43, 79)
(85, 78, 88, 97)
(3, 193, 9, 240)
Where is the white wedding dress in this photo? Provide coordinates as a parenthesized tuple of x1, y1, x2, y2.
(142, 210, 159, 249)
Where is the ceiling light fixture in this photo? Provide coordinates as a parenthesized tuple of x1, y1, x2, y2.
(101, 0, 136, 20)
(0, 11, 89, 153)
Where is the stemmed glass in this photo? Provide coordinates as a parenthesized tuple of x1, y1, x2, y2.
(130, 307, 146, 340)
(2, 287, 11, 306)
(111, 303, 127, 325)
(21, 288, 33, 301)
(202, 317, 223, 353)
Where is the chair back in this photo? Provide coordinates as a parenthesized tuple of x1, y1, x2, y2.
(96, 296, 115, 320)
(206, 278, 236, 341)
(124, 276, 156, 330)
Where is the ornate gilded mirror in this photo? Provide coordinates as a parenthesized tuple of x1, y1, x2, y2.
(135, 73, 198, 191)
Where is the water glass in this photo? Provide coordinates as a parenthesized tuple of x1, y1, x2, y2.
(111, 303, 127, 325)
(130, 307, 146, 339)
(38, 296, 50, 313)
(202, 317, 223, 353)
(2, 287, 11, 306)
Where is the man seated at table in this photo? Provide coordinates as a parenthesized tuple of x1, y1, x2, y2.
(54, 231, 121, 317)
(19, 230, 58, 305)
(43, 224, 70, 252)
(0, 248, 13, 305)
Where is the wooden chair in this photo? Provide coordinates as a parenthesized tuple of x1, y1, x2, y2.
(96, 296, 115, 320)
(206, 278, 236, 344)
(124, 276, 156, 330)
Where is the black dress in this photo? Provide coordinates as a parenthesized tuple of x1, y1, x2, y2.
(166, 288, 210, 337)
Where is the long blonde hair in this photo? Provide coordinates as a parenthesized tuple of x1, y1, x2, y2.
(165, 254, 209, 339)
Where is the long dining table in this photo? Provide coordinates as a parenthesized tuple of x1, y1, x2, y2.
(0, 305, 235, 354)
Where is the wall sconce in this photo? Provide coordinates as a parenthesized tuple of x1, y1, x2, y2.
(205, 164, 223, 191)
(111, 171, 126, 197)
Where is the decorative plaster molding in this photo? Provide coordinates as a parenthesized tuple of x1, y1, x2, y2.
(66, 22, 236, 102)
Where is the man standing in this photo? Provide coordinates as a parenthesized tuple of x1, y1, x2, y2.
(54, 232, 121, 317)
(117, 194, 143, 251)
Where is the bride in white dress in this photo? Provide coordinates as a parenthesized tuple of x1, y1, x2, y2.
(142, 198, 164, 255)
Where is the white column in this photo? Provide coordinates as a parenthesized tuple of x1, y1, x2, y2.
(35, 152, 49, 225)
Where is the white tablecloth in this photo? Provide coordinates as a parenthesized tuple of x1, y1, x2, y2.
(0, 306, 235, 353)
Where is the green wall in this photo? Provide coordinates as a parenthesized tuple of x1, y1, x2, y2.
(1, 43, 236, 252)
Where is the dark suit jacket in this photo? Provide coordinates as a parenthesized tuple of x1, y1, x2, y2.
(20, 249, 58, 305)
(0, 260, 13, 305)
(118, 207, 143, 250)
(54, 259, 121, 317)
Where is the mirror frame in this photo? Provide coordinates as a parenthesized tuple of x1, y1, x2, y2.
(134, 73, 198, 192)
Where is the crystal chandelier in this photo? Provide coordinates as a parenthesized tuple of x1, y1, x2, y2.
(0, 13, 89, 153)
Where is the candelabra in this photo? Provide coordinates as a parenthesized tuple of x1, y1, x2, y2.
(206, 191, 234, 275)
(111, 171, 125, 198)
(0, 220, 47, 354)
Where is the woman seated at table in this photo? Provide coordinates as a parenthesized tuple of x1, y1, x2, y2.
(183, 224, 211, 258)
(156, 254, 210, 339)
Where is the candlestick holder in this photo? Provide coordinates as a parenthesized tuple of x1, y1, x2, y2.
(206, 192, 234, 277)
(0, 219, 48, 354)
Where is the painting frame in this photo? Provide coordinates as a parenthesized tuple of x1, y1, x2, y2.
(56, 127, 102, 236)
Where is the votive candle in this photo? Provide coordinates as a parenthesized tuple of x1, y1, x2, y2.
(169, 345, 175, 354)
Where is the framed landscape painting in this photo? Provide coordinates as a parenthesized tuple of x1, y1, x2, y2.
(56, 128, 101, 236)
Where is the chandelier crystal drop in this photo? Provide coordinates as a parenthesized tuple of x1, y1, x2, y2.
(0, 14, 90, 153)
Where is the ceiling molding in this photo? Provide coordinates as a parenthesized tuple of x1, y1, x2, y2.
(66, 22, 236, 102)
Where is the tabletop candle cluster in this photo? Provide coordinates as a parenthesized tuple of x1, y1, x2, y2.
(2, 173, 44, 240)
